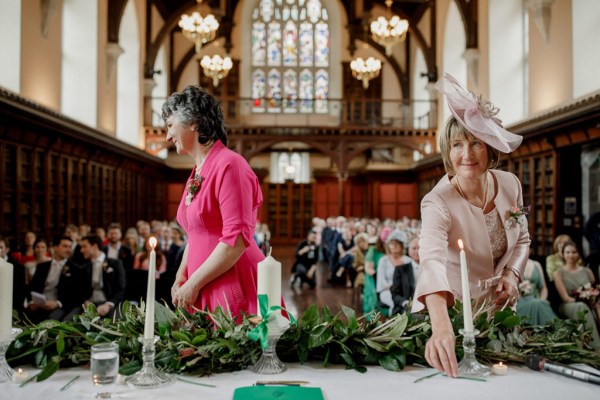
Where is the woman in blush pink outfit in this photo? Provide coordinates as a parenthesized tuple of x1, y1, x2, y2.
(163, 86, 264, 320)
(412, 74, 530, 378)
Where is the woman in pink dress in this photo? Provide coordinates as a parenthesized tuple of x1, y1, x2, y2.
(163, 86, 264, 320)
(413, 74, 529, 377)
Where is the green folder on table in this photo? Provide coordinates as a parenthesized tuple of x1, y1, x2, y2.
(233, 385, 324, 400)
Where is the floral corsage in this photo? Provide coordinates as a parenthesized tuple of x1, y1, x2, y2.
(185, 174, 203, 206)
(504, 205, 531, 228)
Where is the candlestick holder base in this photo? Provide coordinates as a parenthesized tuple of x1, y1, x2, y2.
(458, 329, 491, 377)
(126, 336, 175, 389)
(0, 328, 22, 383)
(252, 334, 286, 374)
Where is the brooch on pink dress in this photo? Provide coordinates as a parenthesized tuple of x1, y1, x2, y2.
(504, 205, 531, 228)
(185, 174, 203, 206)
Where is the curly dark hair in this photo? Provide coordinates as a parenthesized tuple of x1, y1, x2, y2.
(161, 86, 228, 146)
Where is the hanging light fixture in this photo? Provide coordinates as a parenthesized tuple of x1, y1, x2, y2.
(350, 57, 382, 89)
(200, 55, 233, 87)
(370, 0, 409, 56)
(178, 1, 219, 54)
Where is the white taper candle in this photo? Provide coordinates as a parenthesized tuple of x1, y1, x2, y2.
(458, 239, 474, 333)
(144, 237, 157, 340)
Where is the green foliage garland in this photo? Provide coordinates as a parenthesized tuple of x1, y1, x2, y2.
(7, 301, 600, 383)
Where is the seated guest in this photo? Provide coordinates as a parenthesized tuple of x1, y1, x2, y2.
(554, 241, 600, 349)
(363, 228, 390, 314)
(291, 230, 320, 289)
(0, 236, 26, 314)
(333, 227, 355, 285)
(166, 225, 185, 272)
(376, 230, 411, 312)
(546, 234, 580, 281)
(104, 223, 133, 271)
(124, 228, 141, 256)
(133, 237, 167, 279)
(65, 235, 126, 320)
(391, 237, 420, 315)
(25, 236, 83, 323)
(352, 233, 370, 289)
(516, 243, 557, 326)
(65, 224, 85, 265)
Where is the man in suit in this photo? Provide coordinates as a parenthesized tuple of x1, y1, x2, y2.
(0, 236, 26, 315)
(25, 236, 84, 322)
(391, 237, 420, 315)
(65, 224, 85, 266)
(104, 223, 133, 271)
(65, 235, 126, 320)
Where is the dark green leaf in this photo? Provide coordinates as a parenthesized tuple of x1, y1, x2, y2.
(299, 305, 319, 328)
(36, 357, 61, 382)
(56, 331, 65, 356)
(502, 315, 521, 329)
(379, 353, 400, 371)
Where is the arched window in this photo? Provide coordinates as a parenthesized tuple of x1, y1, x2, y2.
(251, 0, 330, 114)
(271, 152, 310, 183)
(61, 0, 98, 127)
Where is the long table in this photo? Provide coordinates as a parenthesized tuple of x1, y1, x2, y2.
(2, 362, 598, 399)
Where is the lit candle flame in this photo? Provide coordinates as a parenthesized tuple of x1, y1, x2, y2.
(149, 236, 157, 249)
(499, 362, 503, 367)
(458, 239, 464, 250)
(17, 368, 22, 373)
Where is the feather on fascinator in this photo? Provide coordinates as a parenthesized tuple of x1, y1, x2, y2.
(435, 73, 523, 153)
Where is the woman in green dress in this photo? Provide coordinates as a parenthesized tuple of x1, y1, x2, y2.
(554, 241, 600, 349)
(363, 227, 390, 314)
(516, 256, 556, 325)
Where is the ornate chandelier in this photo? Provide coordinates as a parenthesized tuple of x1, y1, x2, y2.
(370, 0, 409, 56)
(178, 2, 219, 54)
(200, 55, 233, 87)
(350, 57, 382, 89)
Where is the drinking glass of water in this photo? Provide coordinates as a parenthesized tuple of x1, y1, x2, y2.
(91, 342, 119, 399)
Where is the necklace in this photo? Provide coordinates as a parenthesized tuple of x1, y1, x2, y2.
(455, 173, 490, 211)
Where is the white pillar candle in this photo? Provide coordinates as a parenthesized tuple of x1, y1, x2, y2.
(0, 255, 14, 338)
(144, 237, 157, 340)
(458, 239, 474, 333)
(256, 249, 282, 331)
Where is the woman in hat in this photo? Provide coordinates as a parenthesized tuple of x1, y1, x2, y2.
(412, 74, 530, 377)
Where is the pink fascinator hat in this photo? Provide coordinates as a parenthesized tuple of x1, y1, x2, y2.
(379, 227, 392, 243)
(435, 73, 523, 153)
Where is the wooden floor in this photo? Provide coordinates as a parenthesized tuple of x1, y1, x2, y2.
(271, 245, 358, 318)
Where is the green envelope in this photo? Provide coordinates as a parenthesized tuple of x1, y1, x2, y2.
(233, 386, 324, 400)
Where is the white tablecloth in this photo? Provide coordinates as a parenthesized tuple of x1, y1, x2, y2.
(2, 362, 598, 399)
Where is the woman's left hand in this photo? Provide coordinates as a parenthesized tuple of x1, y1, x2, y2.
(172, 279, 201, 310)
(495, 271, 520, 306)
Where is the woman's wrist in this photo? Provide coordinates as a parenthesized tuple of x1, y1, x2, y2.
(503, 267, 521, 281)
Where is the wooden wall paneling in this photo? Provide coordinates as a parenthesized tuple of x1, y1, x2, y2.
(327, 182, 338, 217)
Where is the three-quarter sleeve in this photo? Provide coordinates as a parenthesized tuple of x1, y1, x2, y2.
(217, 160, 262, 248)
(412, 192, 455, 313)
(505, 174, 531, 276)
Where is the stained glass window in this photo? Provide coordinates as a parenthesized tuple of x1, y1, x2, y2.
(252, 22, 266, 66)
(283, 69, 298, 112)
(252, 0, 329, 114)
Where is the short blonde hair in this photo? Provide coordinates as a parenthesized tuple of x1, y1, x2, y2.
(439, 116, 500, 175)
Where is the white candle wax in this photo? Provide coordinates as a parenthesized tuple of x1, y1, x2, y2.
(256, 251, 282, 330)
(492, 362, 508, 375)
(12, 368, 29, 383)
(0, 256, 14, 338)
(458, 239, 474, 333)
(144, 237, 157, 340)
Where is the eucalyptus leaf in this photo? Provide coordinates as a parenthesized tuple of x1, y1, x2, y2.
(36, 356, 61, 382)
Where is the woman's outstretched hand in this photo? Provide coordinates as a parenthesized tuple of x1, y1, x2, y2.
(425, 327, 459, 378)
